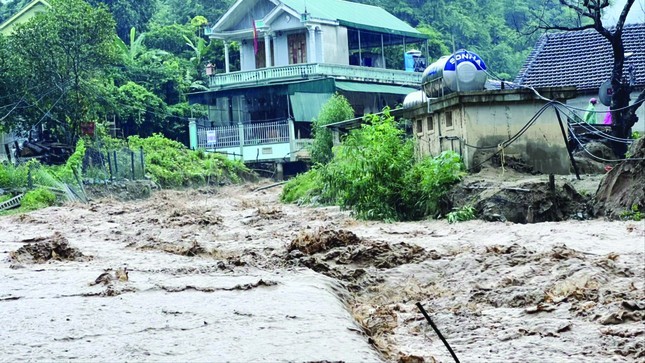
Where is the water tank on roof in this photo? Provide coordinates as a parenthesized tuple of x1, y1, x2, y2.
(422, 49, 488, 96)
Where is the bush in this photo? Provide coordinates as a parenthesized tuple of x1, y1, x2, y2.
(281, 169, 325, 205)
(323, 109, 415, 220)
(127, 133, 250, 187)
(21, 188, 56, 211)
(283, 109, 465, 221)
(311, 94, 354, 165)
(446, 205, 476, 223)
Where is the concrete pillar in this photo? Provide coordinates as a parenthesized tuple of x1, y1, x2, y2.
(224, 40, 230, 73)
(276, 162, 284, 181)
(264, 33, 272, 67)
(188, 118, 198, 150)
(288, 117, 296, 161)
(238, 122, 244, 158)
(307, 25, 316, 63)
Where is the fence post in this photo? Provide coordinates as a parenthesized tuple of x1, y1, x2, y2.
(288, 118, 296, 162)
(130, 150, 136, 180)
(238, 122, 245, 159)
(107, 151, 113, 181)
(113, 151, 118, 176)
(189, 118, 198, 150)
(27, 164, 33, 190)
(139, 146, 145, 178)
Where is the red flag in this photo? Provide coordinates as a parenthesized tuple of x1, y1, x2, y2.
(252, 20, 258, 55)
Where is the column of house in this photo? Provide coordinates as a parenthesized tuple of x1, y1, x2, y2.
(223, 40, 230, 73)
(306, 25, 316, 63)
(264, 32, 273, 67)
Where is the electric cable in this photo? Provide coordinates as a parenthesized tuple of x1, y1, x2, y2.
(567, 126, 645, 162)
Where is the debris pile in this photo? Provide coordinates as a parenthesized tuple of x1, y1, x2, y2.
(9, 232, 89, 264)
(594, 137, 645, 219)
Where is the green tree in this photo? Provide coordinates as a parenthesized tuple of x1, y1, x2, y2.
(311, 94, 354, 165)
(6, 0, 117, 141)
(86, 0, 157, 42)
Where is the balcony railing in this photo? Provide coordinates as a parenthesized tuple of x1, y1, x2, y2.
(197, 120, 290, 149)
(208, 63, 422, 88)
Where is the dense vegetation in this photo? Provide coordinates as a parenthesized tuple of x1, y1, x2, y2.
(0, 0, 588, 147)
(0, 133, 250, 213)
(282, 108, 465, 221)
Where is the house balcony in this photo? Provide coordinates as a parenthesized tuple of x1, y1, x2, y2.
(208, 63, 422, 89)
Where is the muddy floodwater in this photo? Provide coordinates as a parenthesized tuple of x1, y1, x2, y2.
(1, 183, 643, 362)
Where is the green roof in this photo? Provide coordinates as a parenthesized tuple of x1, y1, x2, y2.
(280, 0, 426, 39)
(335, 81, 418, 95)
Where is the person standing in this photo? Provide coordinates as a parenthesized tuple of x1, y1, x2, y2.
(583, 98, 598, 123)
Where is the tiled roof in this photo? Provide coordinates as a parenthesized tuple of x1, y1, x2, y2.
(515, 23, 645, 91)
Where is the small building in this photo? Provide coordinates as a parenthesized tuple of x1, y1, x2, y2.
(188, 0, 428, 164)
(402, 88, 577, 175)
(515, 23, 645, 132)
(0, 0, 50, 36)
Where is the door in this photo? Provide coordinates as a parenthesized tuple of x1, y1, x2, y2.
(288, 33, 307, 64)
(255, 40, 266, 69)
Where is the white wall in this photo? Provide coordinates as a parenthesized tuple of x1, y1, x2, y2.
(240, 42, 256, 71)
(273, 33, 289, 66)
(321, 25, 349, 65)
(569, 92, 645, 132)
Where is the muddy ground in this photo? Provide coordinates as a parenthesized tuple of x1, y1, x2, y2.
(0, 177, 643, 362)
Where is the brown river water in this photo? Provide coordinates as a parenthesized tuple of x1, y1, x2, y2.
(1, 183, 643, 362)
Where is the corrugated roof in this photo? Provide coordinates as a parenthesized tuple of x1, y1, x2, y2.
(335, 81, 418, 95)
(515, 23, 645, 91)
(279, 0, 426, 39)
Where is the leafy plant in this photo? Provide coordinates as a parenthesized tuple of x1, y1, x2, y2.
(446, 205, 476, 223)
(310, 94, 355, 165)
(281, 169, 326, 205)
(620, 204, 643, 221)
(284, 109, 465, 221)
(632, 131, 641, 140)
(20, 188, 57, 211)
(127, 133, 250, 187)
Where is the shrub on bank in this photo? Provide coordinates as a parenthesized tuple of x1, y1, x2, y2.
(127, 134, 250, 188)
(281, 109, 465, 221)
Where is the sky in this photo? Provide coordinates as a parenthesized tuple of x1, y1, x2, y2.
(602, 0, 645, 25)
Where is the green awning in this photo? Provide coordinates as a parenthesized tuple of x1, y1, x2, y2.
(335, 81, 418, 96)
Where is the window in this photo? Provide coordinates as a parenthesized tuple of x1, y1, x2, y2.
(445, 111, 453, 128)
(426, 116, 434, 132)
(416, 119, 423, 133)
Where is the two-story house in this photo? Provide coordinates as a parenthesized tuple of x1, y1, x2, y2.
(188, 0, 428, 165)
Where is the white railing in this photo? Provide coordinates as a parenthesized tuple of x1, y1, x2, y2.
(244, 120, 290, 145)
(198, 125, 239, 149)
(209, 63, 422, 88)
(197, 120, 290, 149)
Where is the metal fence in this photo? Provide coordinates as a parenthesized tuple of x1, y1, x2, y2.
(83, 146, 146, 182)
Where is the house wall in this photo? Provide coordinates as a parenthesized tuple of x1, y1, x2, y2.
(0, 2, 49, 36)
(407, 89, 576, 174)
(568, 91, 645, 133)
(240, 42, 256, 70)
(273, 32, 289, 66)
(321, 25, 349, 65)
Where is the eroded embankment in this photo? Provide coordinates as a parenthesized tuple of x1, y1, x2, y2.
(0, 184, 643, 362)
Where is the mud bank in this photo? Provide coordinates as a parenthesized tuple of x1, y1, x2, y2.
(1, 183, 643, 362)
